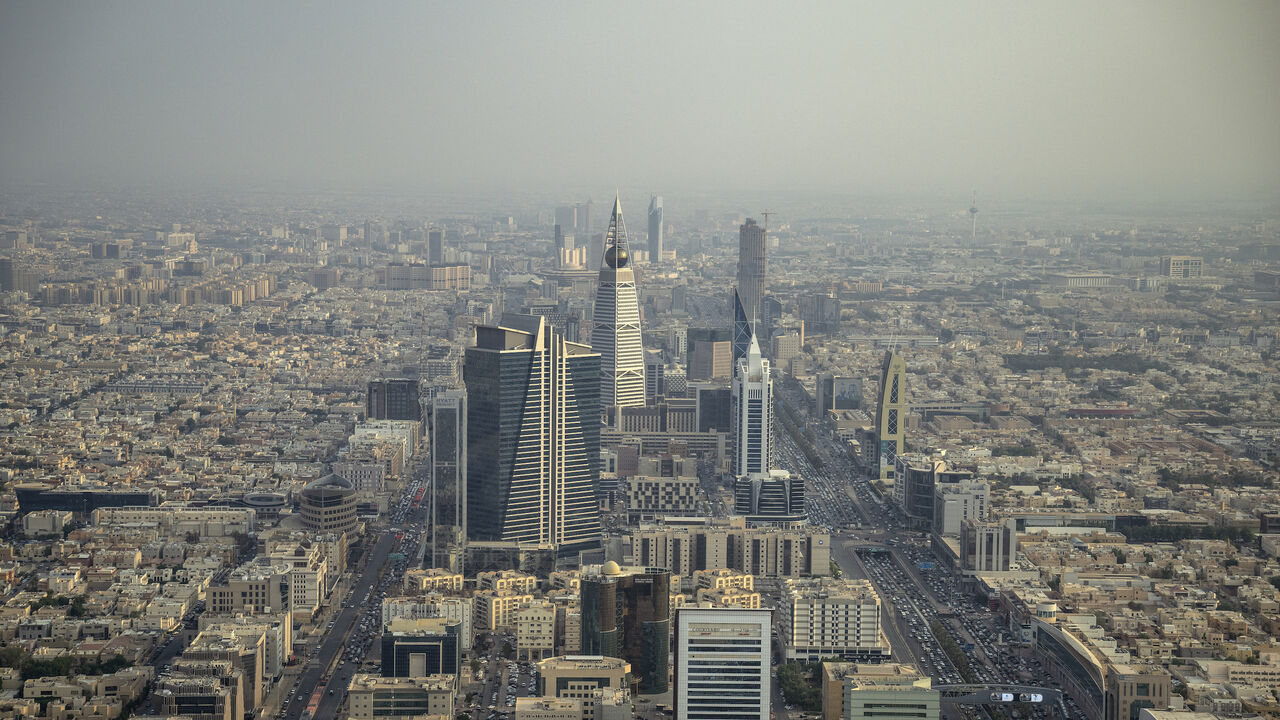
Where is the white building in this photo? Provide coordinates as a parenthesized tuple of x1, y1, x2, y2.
(675, 607, 772, 720)
(731, 334, 772, 479)
(590, 194, 646, 409)
(932, 479, 989, 536)
(779, 578, 889, 662)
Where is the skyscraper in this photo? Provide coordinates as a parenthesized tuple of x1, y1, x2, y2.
(590, 194, 646, 410)
(736, 218, 767, 321)
(367, 378, 421, 422)
(464, 314, 602, 555)
(648, 195, 664, 263)
(870, 351, 906, 480)
(430, 390, 466, 566)
(674, 607, 772, 720)
(731, 335, 772, 478)
(731, 289, 753, 372)
(580, 562, 672, 694)
(427, 229, 444, 266)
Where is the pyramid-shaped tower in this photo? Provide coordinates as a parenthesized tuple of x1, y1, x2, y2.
(590, 194, 646, 409)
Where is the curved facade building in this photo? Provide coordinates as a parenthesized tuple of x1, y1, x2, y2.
(580, 562, 671, 694)
(299, 474, 357, 535)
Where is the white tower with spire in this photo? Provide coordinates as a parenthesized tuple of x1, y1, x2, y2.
(731, 333, 772, 477)
(590, 194, 646, 409)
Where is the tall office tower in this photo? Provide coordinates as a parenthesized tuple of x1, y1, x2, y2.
(731, 289, 753, 372)
(648, 195, 664, 262)
(580, 562, 672, 694)
(367, 378, 421, 422)
(555, 206, 578, 232)
(428, 229, 444, 266)
(644, 349, 666, 404)
(430, 391, 466, 566)
(579, 198, 594, 238)
(758, 295, 782, 356)
(674, 607, 772, 720)
(870, 351, 906, 480)
(590, 194, 646, 410)
(464, 314, 602, 555)
(731, 335, 772, 478)
(736, 218, 767, 321)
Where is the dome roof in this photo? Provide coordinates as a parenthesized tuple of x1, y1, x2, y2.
(602, 560, 622, 576)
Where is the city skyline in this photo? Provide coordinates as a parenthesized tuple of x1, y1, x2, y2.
(0, 3, 1278, 720)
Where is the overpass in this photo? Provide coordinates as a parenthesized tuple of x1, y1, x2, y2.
(935, 684, 1062, 707)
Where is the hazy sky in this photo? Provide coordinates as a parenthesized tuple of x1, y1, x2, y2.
(2, 1, 1278, 203)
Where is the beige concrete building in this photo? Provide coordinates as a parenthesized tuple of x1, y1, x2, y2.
(347, 673, 454, 719)
(479, 570, 539, 593)
(779, 578, 889, 662)
(475, 590, 534, 632)
(403, 568, 464, 593)
(516, 600, 557, 661)
(693, 568, 754, 590)
(695, 586, 762, 608)
(822, 663, 939, 720)
(536, 655, 630, 717)
(515, 696, 581, 720)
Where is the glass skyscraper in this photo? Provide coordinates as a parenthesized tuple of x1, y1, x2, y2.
(464, 314, 602, 555)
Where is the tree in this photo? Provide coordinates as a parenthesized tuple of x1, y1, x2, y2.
(184, 531, 200, 544)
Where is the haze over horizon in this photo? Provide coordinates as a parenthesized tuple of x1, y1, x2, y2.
(2, 1, 1278, 205)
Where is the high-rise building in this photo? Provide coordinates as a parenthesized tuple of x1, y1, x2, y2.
(674, 607, 772, 720)
(694, 385, 732, 433)
(379, 619, 461, 677)
(590, 195, 646, 410)
(648, 195, 664, 262)
(732, 289, 753, 372)
(779, 578, 889, 662)
(464, 314, 602, 555)
(736, 218, 767, 321)
(580, 198, 594, 238)
(580, 562, 671, 694)
(734, 470, 805, 523)
(1160, 255, 1203, 278)
(430, 391, 466, 566)
(644, 349, 665, 404)
(731, 335, 772, 478)
(800, 292, 841, 335)
(428, 229, 444, 265)
(932, 478, 989, 537)
(867, 352, 905, 480)
(960, 518, 1017, 573)
(367, 378, 422, 423)
(758, 295, 782, 357)
(555, 206, 578, 232)
(894, 456, 973, 528)
(0, 258, 39, 294)
(816, 375, 863, 416)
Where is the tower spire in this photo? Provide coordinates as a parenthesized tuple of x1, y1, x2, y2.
(591, 192, 646, 409)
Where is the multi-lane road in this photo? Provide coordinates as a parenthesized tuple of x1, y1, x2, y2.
(279, 531, 395, 720)
(773, 380, 1076, 720)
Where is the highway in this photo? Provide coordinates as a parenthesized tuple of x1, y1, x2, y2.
(279, 531, 395, 720)
(773, 378, 1079, 720)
